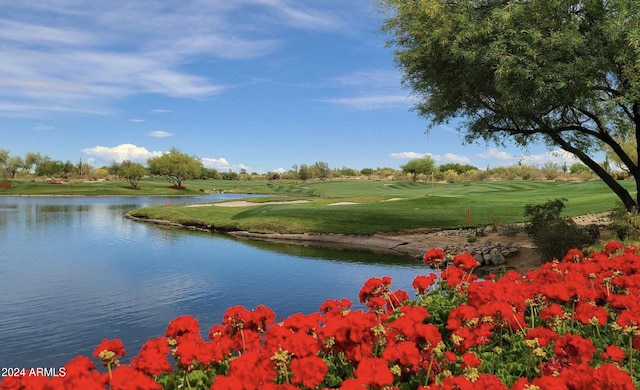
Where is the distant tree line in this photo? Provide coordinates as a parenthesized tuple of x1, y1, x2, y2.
(397, 156, 613, 183)
(0, 150, 94, 181)
(1, 147, 615, 187)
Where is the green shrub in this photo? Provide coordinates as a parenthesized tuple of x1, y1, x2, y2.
(524, 198, 596, 261)
(610, 208, 640, 241)
(498, 222, 523, 237)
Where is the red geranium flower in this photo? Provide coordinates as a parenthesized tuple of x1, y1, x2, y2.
(553, 333, 596, 364)
(561, 248, 584, 262)
(604, 241, 624, 255)
(423, 248, 446, 268)
(382, 340, 421, 367)
(573, 302, 609, 325)
(453, 253, 479, 270)
(358, 277, 392, 303)
(412, 273, 438, 294)
(93, 338, 125, 359)
(109, 365, 162, 390)
(461, 352, 481, 368)
(165, 315, 200, 338)
(593, 363, 635, 389)
(355, 357, 393, 387)
(601, 345, 626, 362)
(130, 337, 172, 376)
(525, 327, 559, 347)
(289, 356, 328, 389)
(93, 339, 126, 368)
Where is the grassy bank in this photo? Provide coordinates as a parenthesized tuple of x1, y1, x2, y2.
(128, 179, 634, 234)
(0, 177, 277, 196)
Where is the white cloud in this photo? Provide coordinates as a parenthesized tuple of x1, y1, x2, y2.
(201, 157, 231, 170)
(0, 2, 360, 117)
(129, 118, 145, 123)
(477, 148, 581, 167)
(0, 20, 97, 46)
(241, 0, 348, 31)
(148, 131, 174, 138)
(0, 101, 109, 117)
(478, 148, 514, 161)
(33, 125, 54, 130)
(390, 151, 471, 164)
(151, 109, 172, 114)
(322, 66, 416, 110)
(166, 35, 280, 60)
(520, 150, 580, 166)
(389, 152, 426, 159)
(82, 143, 163, 164)
(0, 47, 225, 117)
(201, 157, 251, 173)
(442, 153, 471, 164)
(321, 95, 415, 110)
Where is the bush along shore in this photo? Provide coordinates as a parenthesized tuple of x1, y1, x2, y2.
(2, 242, 639, 389)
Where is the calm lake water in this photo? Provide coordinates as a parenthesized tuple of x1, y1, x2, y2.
(0, 195, 430, 369)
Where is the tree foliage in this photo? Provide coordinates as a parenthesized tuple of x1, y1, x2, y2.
(437, 163, 478, 175)
(119, 161, 147, 188)
(5, 156, 23, 178)
(147, 148, 203, 188)
(401, 156, 436, 181)
(379, 0, 640, 211)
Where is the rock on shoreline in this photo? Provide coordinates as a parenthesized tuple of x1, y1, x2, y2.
(125, 214, 524, 268)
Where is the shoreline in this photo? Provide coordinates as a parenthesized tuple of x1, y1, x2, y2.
(125, 212, 613, 274)
(227, 230, 415, 257)
(124, 214, 546, 274)
(124, 214, 417, 257)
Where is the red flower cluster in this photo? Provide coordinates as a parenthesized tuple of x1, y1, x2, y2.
(3, 241, 640, 389)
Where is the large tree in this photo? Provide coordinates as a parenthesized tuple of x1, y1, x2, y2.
(379, 0, 640, 211)
(24, 152, 43, 179)
(119, 160, 147, 188)
(147, 147, 203, 188)
(5, 156, 23, 178)
(401, 156, 436, 181)
(0, 149, 9, 178)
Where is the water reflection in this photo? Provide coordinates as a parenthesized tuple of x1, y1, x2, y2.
(234, 235, 417, 265)
(0, 196, 430, 369)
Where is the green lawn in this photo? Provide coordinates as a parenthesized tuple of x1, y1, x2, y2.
(127, 179, 634, 234)
(0, 177, 278, 196)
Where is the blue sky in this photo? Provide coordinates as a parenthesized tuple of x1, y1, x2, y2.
(0, 0, 582, 173)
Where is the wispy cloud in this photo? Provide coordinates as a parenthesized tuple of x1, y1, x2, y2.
(33, 125, 54, 130)
(321, 95, 414, 110)
(0, 20, 97, 46)
(389, 152, 426, 159)
(0, 2, 358, 118)
(331, 70, 401, 89)
(129, 119, 145, 123)
(148, 131, 174, 138)
(322, 69, 415, 110)
(82, 144, 163, 164)
(150, 109, 172, 114)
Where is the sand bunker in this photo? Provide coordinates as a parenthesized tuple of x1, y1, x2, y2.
(212, 200, 310, 207)
(328, 202, 361, 206)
